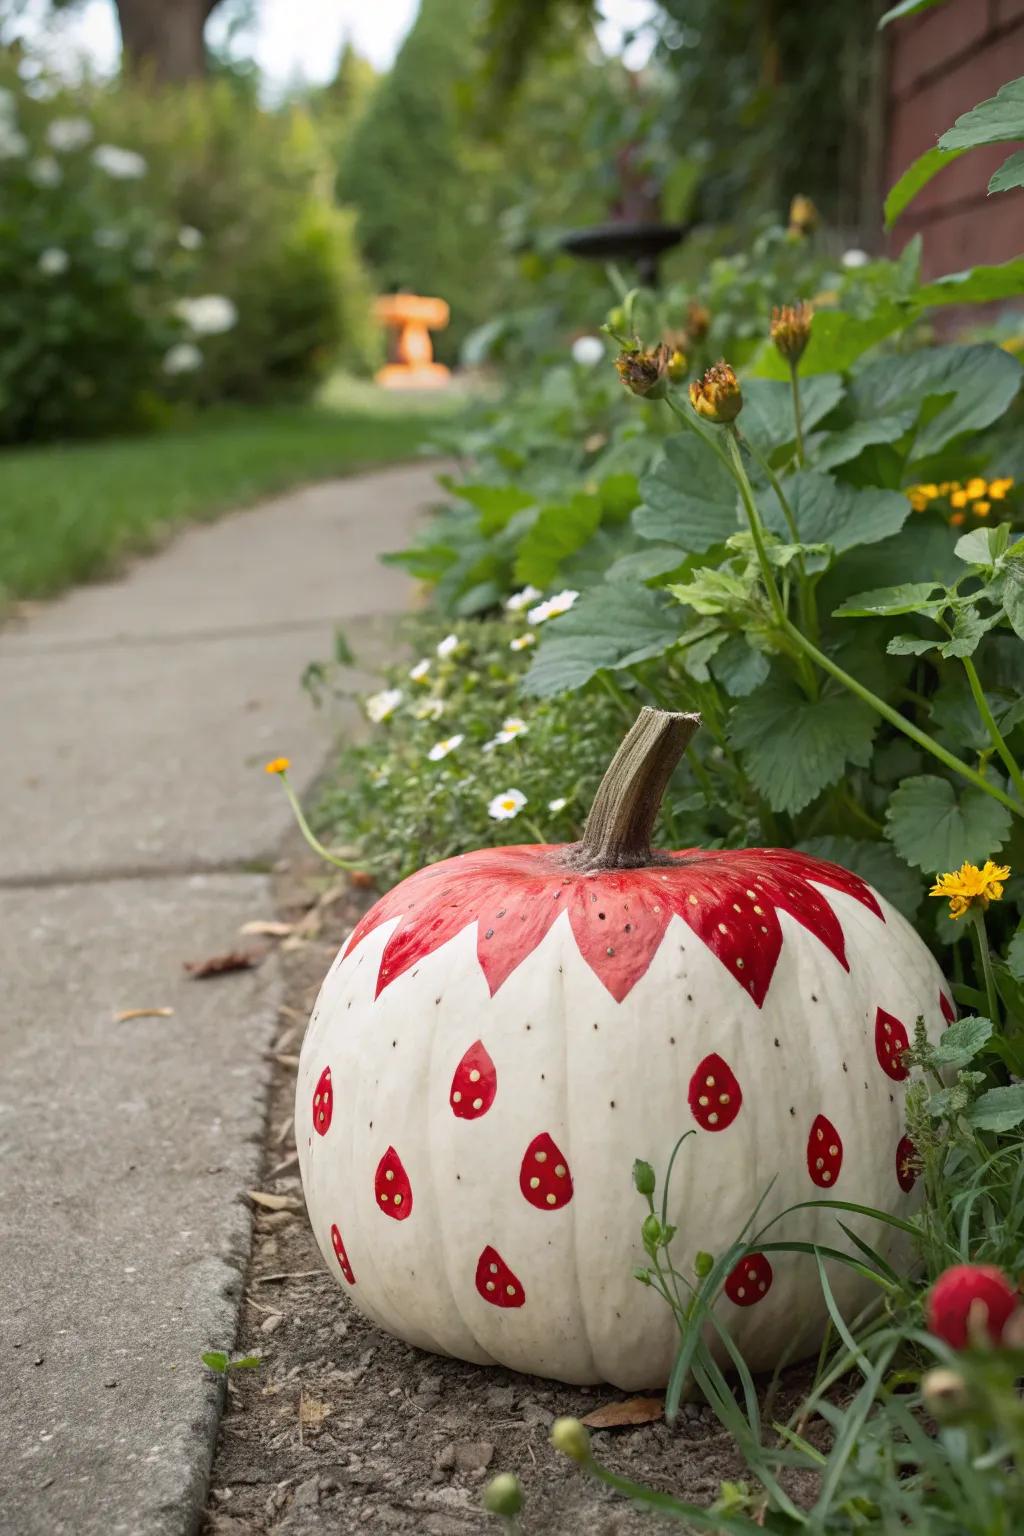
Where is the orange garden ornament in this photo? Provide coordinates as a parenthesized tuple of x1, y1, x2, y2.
(375, 293, 451, 389)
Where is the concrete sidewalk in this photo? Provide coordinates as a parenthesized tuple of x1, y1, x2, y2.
(0, 464, 437, 1535)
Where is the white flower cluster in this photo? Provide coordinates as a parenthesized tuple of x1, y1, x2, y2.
(174, 295, 238, 336)
(37, 247, 69, 277)
(92, 144, 147, 180)
(47, 117, 93, 153)
(163, 343, 203, 376)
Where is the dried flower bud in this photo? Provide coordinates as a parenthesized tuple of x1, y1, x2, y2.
(686, 299, 711, 342)
(921, 1367, 972, 1424)
(550, 1416, 591, 1464)
(689, 361, 742, 424)
(483, 1472, 524, 1517)
(615, 342, 671, 399)
(788, 194, 818, 236)
(770, 303, 813, 365)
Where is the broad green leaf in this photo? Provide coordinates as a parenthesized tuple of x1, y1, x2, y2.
(452, 482, 535, 534)
(797, 835, 923, 920)
(728, 677, 877, 815)
(937, 603, 1001, 659)
(514, 494, 601, 588)
(522, 585, 680, 698)
(760, 473, 911, 566)
(1003, 560, 1024, 640)
(741, 375, 844, 450)
(929, 1015, 993, 1069)
(989, 150, 1024, 194)
(887, 634, 939, 656)
(940, 78, 1024, 151)
(202, 1351, 229, 1374)
(751, 308, 909, 379)
(916, 257, 1024, 306)
(884, 147, 963, 228)
(604, 545, 687, 583)
(709, 634, 770, 697)
(231, 1355, 262, 1370)
(850, 344, 1023, 460)
(809, 416, 912, 471)
(879, 0, 946, 25)
(966, 1083, 1024, 1133)
(954, 527, 1000, 566)
(1007, 927, 1024, 981)
(635, 434, 739, 552)
(669, 564, 759, 617)
(884, 774, 1012, 871)
(834, 581, 942, 617)
(681, 629, 727, 682)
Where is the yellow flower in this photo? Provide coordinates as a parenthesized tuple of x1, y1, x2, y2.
(770, 302, 813, 364)
(788, 194, 818, 236)
(264, 756, 291, 775)
(950, 489, 968, 509)
(975, 500, 991, 516)
(989, 477, 1013, 499)
(689, 360, 743, 424)
(965, 477, 987, 500)
(929, 860, 1010, 920)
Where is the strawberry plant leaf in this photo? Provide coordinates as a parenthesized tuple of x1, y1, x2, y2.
(750, 307, 910, 378)
(929, 1015, 994, 1069)
(741, 375, 844, 449)
(916, 256, 1024, 304)
(833, 582, 943, 617)
(939, 78, 1024, 151)
(761, 473, 911, 565)
(452, 483, 536, 534)
(514, 493, 601, 588)
(884, 147, 963, 228)
(966, 1083, 1024, 1133)
(522, 585, 680, 698)
(635, 434, 739, 553)
(887, 634, 939, 656)
(884, 775, 1013, 871)
(850, 345, 1022, 461)
(728, 677, 877, 815)
(1003, 560, 1024, 640)
(808, 416, 912, 471)
(709, 634, 770, 697)
(989, 150, 1024, 193)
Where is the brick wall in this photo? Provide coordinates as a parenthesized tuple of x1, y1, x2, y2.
(886, 0, 1024, 275)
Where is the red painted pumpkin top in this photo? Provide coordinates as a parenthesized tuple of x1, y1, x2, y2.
(345, 843, 883, 1008)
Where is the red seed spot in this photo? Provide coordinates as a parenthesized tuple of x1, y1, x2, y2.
(450, 1040, 497, 1120)
(330, 1222, 355, 1284)
(374, 1146, 413, 1221)
(939, 990, 956, 1027)
(519, 1133, 573, 1211)
(687, 1052, 742, 1132)
(724, 1251, 773, 1307)
(896, 1134, 919, 1194)
(475, 1244, 525, 1308)
(806, 1114, 843, 1187)
(313, 1065, 333, 1136)
(874, 1008, 910, 1082)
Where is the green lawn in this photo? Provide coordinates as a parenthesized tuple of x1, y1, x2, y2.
(0, 376, 461, 607)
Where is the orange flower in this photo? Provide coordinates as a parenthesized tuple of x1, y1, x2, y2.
(264, 757, 291, 775)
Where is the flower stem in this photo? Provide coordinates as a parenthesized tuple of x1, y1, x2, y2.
(783, 620, 1024, 819)
(962, 655, 1024, 804)
(739, 430, 820, 642)
(970, 907, 1000, 1026)
(279, 773, 367, 871)
(789, 360, 805, 466)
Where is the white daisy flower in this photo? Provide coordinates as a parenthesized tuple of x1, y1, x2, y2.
(409, 659, 431, 683)
(436, 632, 459, 659)
(29, 156, 61, 187)
(572, 334, 605, 367)
(527, 589, 579, 624)
(428, 733, 464, 762)
(92, 143, 147, 179)
(174, 294, 238, 335)
(494, 717, 528, 745)
(841, 248, 870, 269)
(412, 697, 444, 722)
(37, 246, 69, 277)
(489, 788, 527, 821)
(368, 765, 390, 787)
(510, 632, 536, 652)
(162, 342, 203, 375)
(548, 797, 568, 813)
(504, 585, 542, 613)
(46, 116, 92, 153)
(178, 225, 203, 250)
(365, 688, 402, 723)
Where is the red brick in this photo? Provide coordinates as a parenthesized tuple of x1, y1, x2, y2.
(892, 193, 1024, 276)
(888, 0, 994, 96)
(994, 0, 1024, 27)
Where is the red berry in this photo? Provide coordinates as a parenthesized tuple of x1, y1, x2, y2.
(927, 1264, 1017, 1350)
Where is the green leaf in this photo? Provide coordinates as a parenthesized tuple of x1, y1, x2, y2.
(452, 483, 535, 534)
(514, 493, 601, 588)
(887, 634, 939, 656)
(710, 634, 770, 697)
(1003, 560, 1024, 640)
(884, 147, 963, 228)
(761, 473, 911, 566)
(202, 1351, 229, 1375)
(751, 307, 910, 378)
(954, 527, 1000, 566)
(989, 150, 1024, 194)
(879, 0, 946, 26)
(741, 375, 844, 450)
(231, 1355, 262, 1370)
(635, 433, 739, 553)
(809, 416, 912, 471)
(797, 835, 923, 920)
(966, 1083, 1024, 1133)
(1007, 926, 1024, 982)
(833, 581, 942, 618)
(728, 677, 877, 815)
(850, 344, 1023, 460)
(604, 545, 687, 583)
(940, 78, 1024, 151)
(937, 602, 1001, 659)
(929, 1015, 994, 1069)
(884, 775, 1012, 872)
(916, 257, 1024, 306)
(521, 585, 680, 698)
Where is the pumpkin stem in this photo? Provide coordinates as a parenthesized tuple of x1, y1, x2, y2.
(566, 707, 701, 872)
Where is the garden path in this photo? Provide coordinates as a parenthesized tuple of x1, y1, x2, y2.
(0, 463, 438, 1536)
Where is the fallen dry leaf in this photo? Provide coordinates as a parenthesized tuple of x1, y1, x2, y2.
(113, 1007, 175, 1022)
(348, 870, 376, 890)
(184, 949, 263, 979)
(299, 1395, 332, 1429)
(270, 1052, 300, 1070)
(581, 1396, 664, 1429)
(239, 919, 294, 937)
(247, 1190, 302, 1212)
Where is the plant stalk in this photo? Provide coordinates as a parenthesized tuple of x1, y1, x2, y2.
(962, 655, 1024, 804)
(279, 772, 367, 872)
(970, 907, 1001, 1027)
(789, 360, 806, 466)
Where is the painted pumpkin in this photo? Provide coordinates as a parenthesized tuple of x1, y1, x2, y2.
(297, 708, 949, 1388)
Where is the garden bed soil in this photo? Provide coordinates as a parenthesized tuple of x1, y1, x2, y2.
(202, 851, 806, 1536)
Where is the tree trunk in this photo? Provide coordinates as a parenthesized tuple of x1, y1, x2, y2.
(115, 0, 221, 84)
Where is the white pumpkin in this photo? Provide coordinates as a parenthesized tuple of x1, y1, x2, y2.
(297, 709, 950, 1388)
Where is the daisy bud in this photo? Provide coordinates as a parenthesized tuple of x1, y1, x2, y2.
(788, 194, 818, 237)
(770, 303, 813, 365)
(550, 1416, 591, 1464)
(694, 1251, 714, 1279)
(615, 342, 671, 399)
(689, 361, 742, 424)
(483, 1472, 524, 1517)
(632, 1159, 656, 1197)
(921, 1367, 971, 1424)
